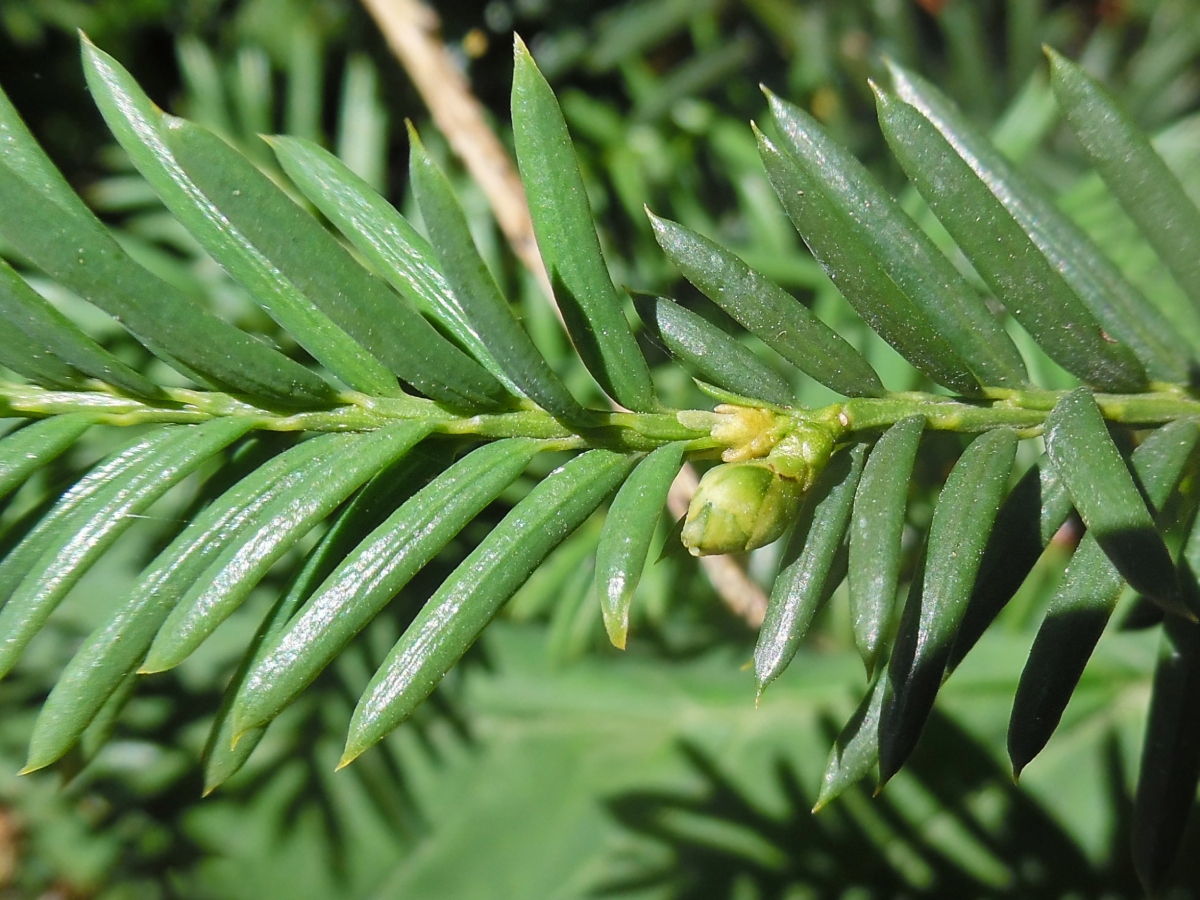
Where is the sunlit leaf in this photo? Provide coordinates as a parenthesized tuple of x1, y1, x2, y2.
(880, 427, 1018, 784)
(512, 37, 656, 412)
(848, 417, 923, 675)
(342, 449, 636, 764)
(595, 442, 685, 648)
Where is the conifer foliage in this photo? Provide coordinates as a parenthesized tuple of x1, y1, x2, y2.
(2, 32, 1200, 891)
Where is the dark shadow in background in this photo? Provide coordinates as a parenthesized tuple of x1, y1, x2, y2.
(597, 711, 1200, 899)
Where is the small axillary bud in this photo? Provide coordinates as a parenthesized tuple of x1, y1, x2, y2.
(764, 423, 835, 491)
(682, 409, 836, 556)
(711, 405, 780, 462)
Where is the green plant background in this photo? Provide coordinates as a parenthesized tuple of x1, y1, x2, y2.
(2, 1, 1200, 897)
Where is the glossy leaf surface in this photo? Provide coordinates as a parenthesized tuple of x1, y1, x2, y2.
(887, 61, 1192, 383)
(755, 444, 867, 692)
(0, 418, 253, 678)
(816, 664, 889, 810)
(163, 117, 511, 409)
(141, 422, 433, 672)
(757, 127, 979, 395)
(408, 126, 588, 424)
(875, 87, 1148, 393)
(766, 90, 1027, 388)
(1048, 48, 1200, 317)
(1008, 418, 1200, 776)
(156, 117, 401, 397)
(1044, 387, 1179, 608)
(595, 442, 685, 648)
(201, 448, 446, 792)
(880, 427, 1018, 783)
(22, 432, 362, 771)
(0, 432, 172, 611)
(848, 416, 924, 675)
(649, 212, 883, 398)
(0, 415, 94, 502)
(947, 459, 1073, 672)
(0, 259, 159, 397)
(0, 153, 337, 405)
(634, 293, 794, 408)
(343, 449, 636, 763)
(269, 135, 517, 392)
(81, 39, 405, 398)
(233, 438, 542, 734)
(512, 38, 656, 412)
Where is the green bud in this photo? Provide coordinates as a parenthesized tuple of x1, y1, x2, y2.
(765, 423, 835, 489)
(681, 461, 804, 556)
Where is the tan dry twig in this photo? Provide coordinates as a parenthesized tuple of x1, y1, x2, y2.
(360, 0, 768, 629)
(359, 0, 553, 301)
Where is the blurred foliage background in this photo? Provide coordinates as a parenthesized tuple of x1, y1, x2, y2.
(2, 0, 1200, 897)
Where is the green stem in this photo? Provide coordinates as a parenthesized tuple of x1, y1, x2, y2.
(4, 380, 1200, 454)
(828, 386, 1200, 437)
(0, 381, 713, 453)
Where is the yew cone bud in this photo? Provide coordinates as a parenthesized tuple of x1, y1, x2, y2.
(681, 419, 837, 557)
(681, 461, 804, 556)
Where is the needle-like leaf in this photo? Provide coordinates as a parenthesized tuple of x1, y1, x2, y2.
(848, 417, 924, 675)
(1008, 418, 1200, 776)
(342, 449, 635, 764)
(756, 445, 867, 693)
(757, 127, 980, 395)
(880, 427, 1018, 784)
(233, 438, 542, 735)
(408, 126, 589, 424)
(512, 37, 656, 412)
(875, 85, 1148, 393)
(1044, 387, 1180, 609)
(595, 442, 686, 648)
(0, 415, 95, 502)
(23, 431, 365, 771)
(201, 448, 446, 792)
(886, 60, 1193, 383)
(141, 422, 433, 672)
(0, 259, 158, 396)
(161, 116, 512, 408)
(766, 89, 1027, 389)
(947, 458, 1073, 672)
(1047, 48, 1200, 319)
(649, 212, 883, 398)
(633, 293, 794, 408)
(269, 135, 518, 392)
(0, 418, 254, 678)
(815, 663, 890, 811)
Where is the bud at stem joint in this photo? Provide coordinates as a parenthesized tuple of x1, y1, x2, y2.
(682, 415, 835, 556)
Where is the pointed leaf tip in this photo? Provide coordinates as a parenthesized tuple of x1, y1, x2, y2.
(763, 96, 1017, 391)
(650, 211, 883, 397)
(880, 429, 1017, 782)
(876, 73, 1148, 391)
(1045, 388, 1178, 607)
(512, 42, 655, 410)
(345, 451, 633, 758)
